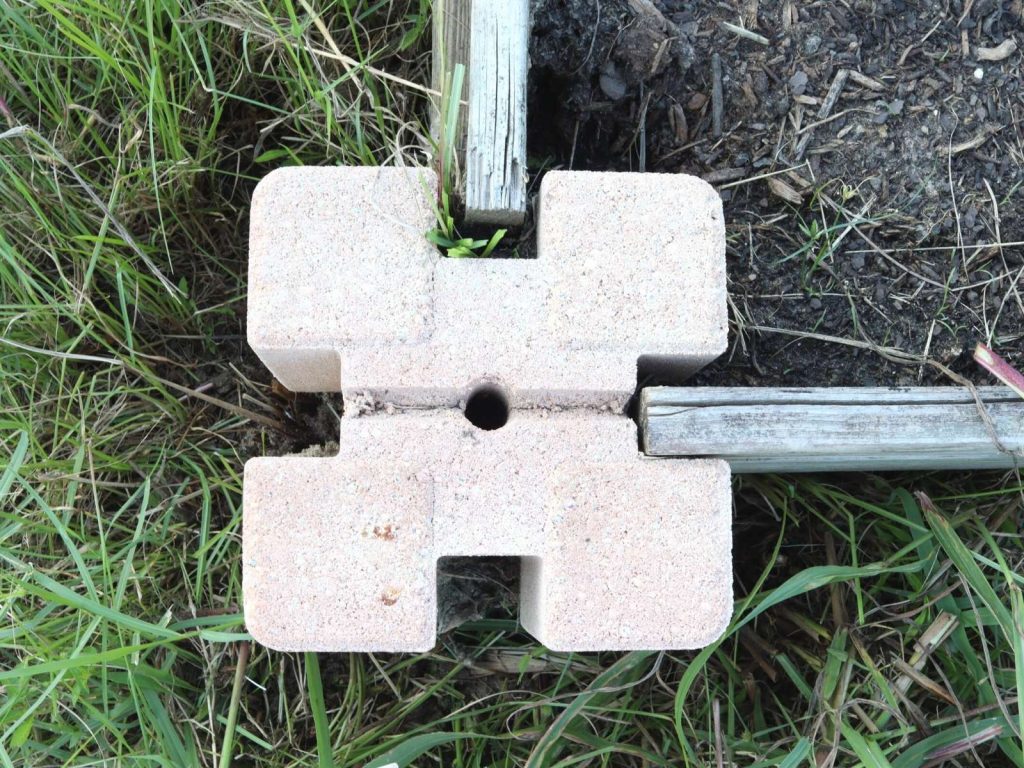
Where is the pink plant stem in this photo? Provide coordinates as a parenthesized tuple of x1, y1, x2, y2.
(974, 343, 1024, 400)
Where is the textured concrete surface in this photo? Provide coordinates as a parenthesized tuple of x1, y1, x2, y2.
(248, 166, 727, 409)
(245, 164, 733, 652)
(244, 411, 732, 652)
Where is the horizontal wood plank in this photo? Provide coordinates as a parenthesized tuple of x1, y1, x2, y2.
(641, 387, 1024, 472)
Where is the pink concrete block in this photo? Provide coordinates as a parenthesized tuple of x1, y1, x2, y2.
(244, 163, 733, 652)
(244, 411, 732, 652)
(247, 166, 727, 409)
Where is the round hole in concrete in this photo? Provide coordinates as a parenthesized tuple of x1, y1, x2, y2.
(465, 385, 509, 430)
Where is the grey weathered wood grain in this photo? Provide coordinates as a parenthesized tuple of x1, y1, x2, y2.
(431, 0, 471, 159)
(641, 387, 1024, 472)
(464, 0, 529, 225)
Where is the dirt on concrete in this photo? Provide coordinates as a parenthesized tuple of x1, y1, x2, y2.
(529, 0, 1024, 388)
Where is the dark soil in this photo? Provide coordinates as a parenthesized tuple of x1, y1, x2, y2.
(529, 0, 1024, 387)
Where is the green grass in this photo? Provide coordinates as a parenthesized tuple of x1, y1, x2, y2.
(1, 2, 1023, 766)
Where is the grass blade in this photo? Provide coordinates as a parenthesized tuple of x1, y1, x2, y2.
(304, 652, 334, 768)
(527, 652, 655, 768)
(0, 431, 28, 502)
(365, 732, 481, 768)
(218, 643, 250, 768)
(778, 737, 811, 768)
(841, 722, 894, 767)
(892, 716, 1010, 768)
(920, 493, 1015, 639)
(1012, 585, 1024, 753)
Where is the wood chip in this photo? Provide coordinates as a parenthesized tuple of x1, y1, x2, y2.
(794, 68, 848, 160)
(847, 69, 886, 91)
(949, 124, 1001, 155)
(703, 166, 748, 184)
(712, 53, 723, 139)
(976, 39, 1018, 62)
(627, 0, 673, 31)
(817, 68, 849, 119)
(768, 176, 804, 204)
(743, 0, 759, 28)
(786, 170, 812, 189)
(649, 37, 672, 77)
(741, 77, 758, 106)
(720, 20, 769, 46)
(781, 0, 796, 30)
(669, 103, 688, 143)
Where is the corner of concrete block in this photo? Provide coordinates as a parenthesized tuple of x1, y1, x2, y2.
(692, 597, 734, 649)
(242, 603, 292, 653)
(245, 344, 342, 393)
(685, 458, 734, 648)
(250, 165, 302, 210)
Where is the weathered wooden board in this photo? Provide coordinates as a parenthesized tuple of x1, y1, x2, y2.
(432, 0, 528, 226)
(641, 387, 1024, 472)
(464, 0, 529, 225)
(431, 0, 471, 159)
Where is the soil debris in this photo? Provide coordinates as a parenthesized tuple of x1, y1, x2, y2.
(528, 0, 1024, 388)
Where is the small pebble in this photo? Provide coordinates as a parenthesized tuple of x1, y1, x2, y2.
(599, 62, 627, 100)
(974, 67, 984, 80)
(851, 253, 866, 270)
(804, 35, 822, 55)
(789, 70, 809, 96)
(810, 297, 823, 310)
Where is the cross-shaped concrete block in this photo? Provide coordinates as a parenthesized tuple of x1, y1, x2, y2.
(244, 165, 733, 651)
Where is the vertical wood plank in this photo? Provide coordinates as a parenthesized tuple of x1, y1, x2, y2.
(431, 0, 472, 170)
(464, 0, 529, 225)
